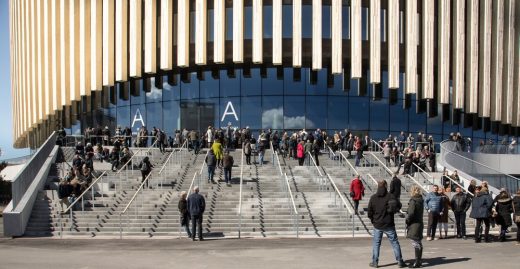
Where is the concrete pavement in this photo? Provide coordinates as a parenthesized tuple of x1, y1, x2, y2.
(0, 235, 518, 269)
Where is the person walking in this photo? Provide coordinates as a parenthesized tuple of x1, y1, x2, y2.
(513, 189, 520, 245)
(451, 186, 471, 239)
(437, 187, 451, 239)
(222, 151, 234, 186)
(349, 174, 365, 215)
(139, 156, 153, 188)
(494, 189, 513, 242)
(178, 191, 192, 238)
(424, 185, 443, 241)
(389, 173, 402, 202)
(190, 130, 200, 154)
(312, 140, 320, 166)
(187, 186, 205, 241)
(244, 140, 252, 165)
(212, 138, 224, 167)
(367, 180, 407, 268)
(354, 137, 363, 167)
(297, 140, 305, 166)
(406, 185, 424, 268)
(205, 149, 217, 183)
(470, 186, 494, 243)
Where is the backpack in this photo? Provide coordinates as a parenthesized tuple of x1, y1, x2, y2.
(141, 161, 149, 172)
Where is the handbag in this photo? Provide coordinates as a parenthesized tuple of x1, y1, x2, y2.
(350, 191, 355, 198)
(513, 201, 520, 223)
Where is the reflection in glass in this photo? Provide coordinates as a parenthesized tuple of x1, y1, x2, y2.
(284, 96, 306, 130)
(241, 96, 262, 130)
(262, 96, 284, 129)
(306, 96, 327, 129)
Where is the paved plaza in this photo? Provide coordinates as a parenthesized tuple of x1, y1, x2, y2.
(0, 228, 518, 269)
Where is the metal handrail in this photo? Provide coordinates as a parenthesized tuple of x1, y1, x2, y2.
(307, 154, 323, 177)
(62, 171, 108, 213)
(411, 162, 434, 179)
(238, 144, 245, 238)
(440, 140, 520, 182)
(158, 140, 187, 175)
(119, 171, 154, 239)
(199, 149, 210, 175)
(186, 173, 199, 197)
(371, 139, 384, 152)
(366, 173, 379, 186)
(368, 152, 394, 176)
(325, 173, 354, 215)
(115, 149, 143, 174)
(339, 151, 359, 175)
(405, 174, 430, 193)
(440, 171, 475, 197)
(284, 172, 299, 238)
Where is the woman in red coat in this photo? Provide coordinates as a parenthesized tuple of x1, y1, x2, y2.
(350, 174, 365, 215)
(297, 141, 305, 166)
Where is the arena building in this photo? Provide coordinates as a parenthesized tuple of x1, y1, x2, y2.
(8, 0, 520, 148)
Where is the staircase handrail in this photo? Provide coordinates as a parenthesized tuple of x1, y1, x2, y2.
(115, 148, 143, 174)
(238, 144, 245, 238)
(62, 170, 108, 213)
(371, 139, 384, 152)
(284, 172, 300, 238)
(158, 139, 187, 175)
(440, 170, 475, 197)
(366, 173, 380, 186)
(120, 172, 154, 215)
(325, 173, 354, 215)
(368, 152, 394, 176)
(411, 162, 434, 179)
(405, 174, 431, 194)
(307, 153, 323, 177)
(338, 151, 359, 174)
(186, 173, 200, 198)
(198, 149, 210, 176)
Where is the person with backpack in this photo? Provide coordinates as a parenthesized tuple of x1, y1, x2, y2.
(222, 151, 234, 186)
(139, 156, 153, 188)
(367, 180, 407, 268)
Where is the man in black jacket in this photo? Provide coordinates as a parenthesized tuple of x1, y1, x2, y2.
(187, 186, 206, 241)
(367, 180, 407, 268)
(451, 186, 471, 239)
(389, 173, 402, 201)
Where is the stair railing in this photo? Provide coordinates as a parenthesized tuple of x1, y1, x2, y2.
(196, 149, 210, 191)
(338, 151, 359, 177)
(158, 140, 187, 188)
(119, 171, 154, 239)
(115, 139, 158, 192)
(59, 171, 108, 237)
(308, 153, 326, 191)
(325, 173, 355, 237)
(326, 145, 340, 166)
(371, 139, 385, 153)
(367, 152, 395, 179)
(440, 169, 475, 197)
(284, 172, 300, 239)
(238, 144, 245, 238)
(173, 140, 188, 166)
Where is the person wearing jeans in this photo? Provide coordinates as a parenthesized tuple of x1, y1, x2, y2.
(424, 185, 443, 241)
(451, 186, 471, 239)
(205, 149, 217, 183)
(470, 186, 493, 243)
(187, 186, 205, 241)
(367, 180, 407, 268)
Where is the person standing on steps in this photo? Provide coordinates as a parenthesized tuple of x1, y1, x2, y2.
(187, 186, 205, 241)
(178, 191, 192, 238)
(205, 149, 217, 183)
(437, 187, 451, 239)
(367, 180, 407, 268)
(451, 186, 471, 239)
(297, 140, 305, 166)
(312, 140, 320, 166)
(493, 189, 513, 242)
(139, 156, 153, 188)
(349, 174, 365, 215)
(406, 185, 424, 268)
(424, 185, 443, 241)
(470, 186, 494, 243)
(222, 151, 234, 186)
(389, 173, 402, 202)
(244, 140, 252, 165)
(212, 138, 224, 168)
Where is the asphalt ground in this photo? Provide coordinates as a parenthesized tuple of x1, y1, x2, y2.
(0, 234, 518, 269)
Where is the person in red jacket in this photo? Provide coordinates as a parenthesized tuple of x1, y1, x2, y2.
(297, 140, 305, 166)
(350, 174, 365, 215)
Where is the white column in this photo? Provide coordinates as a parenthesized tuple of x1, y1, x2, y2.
(129, 0, 142, 77)
(116, 0, 128, 80)
(144, 0, 157, 72)
(292, 0, 302, 67)
(91, 0, 103, 90)
(351, 0, 362, 78)
(479, 0, 492, 118)
(233, 0, 244, 63)
(161, 0, 173, 69)
(369, 0, 380, 82)
(195, 0, 207, 65)
(452, 0, 465, 109)
(388, 0, 399, 88)
(465, 0, 479, 113)
(272, 0, 283, 65)
(502, 0, 516, 124)
(312, 0, 322, 70)
(214, 0, 226, 64)
(405, 0, 417, 94)
(438, 0, 450, 104)
(422, 0, 434, 99)
(102, 0, 115, 85)
(490, 0, 504, 121)
(252, 0, 263, 64)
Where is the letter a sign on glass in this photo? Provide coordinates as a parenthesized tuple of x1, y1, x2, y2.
(132, 108, 145, 128)
(221, 101, 238, 122)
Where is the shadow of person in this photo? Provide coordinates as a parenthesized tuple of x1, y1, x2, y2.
(420, 256, 471, 267)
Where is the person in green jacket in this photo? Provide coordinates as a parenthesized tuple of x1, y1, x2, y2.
(212, 138, 224, 167)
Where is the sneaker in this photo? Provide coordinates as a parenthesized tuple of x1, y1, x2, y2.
(463, 236, 467, 240)
(369, 262, 378, 268)
(426, 237, 432, 241)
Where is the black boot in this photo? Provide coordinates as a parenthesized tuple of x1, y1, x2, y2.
(397, 260, 407, 268)
(410, 247, 422, 268)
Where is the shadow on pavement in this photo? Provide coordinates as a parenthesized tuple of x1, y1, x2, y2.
(422, 257, 471, 267)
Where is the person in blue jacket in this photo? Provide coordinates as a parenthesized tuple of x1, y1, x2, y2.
(424, 185, 443, 241)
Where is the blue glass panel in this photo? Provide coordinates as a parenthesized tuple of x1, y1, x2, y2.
(262, 96, 284, 129)
(426, 105, 443, 135)
(221, 69, 241, 97)
(302, 5, 312, 38)
(263, 5, 273, 38)
(262, 68, 283, 95)
(200, 98, 220, 130)
(369, 98, 389, 131)
(322, 5, 331, 38)
(163, 101, 180, 136)
(306, 69, 328, 95)
(306, 96, 327, 129)
(200, 71, 220, 98)
(220, 97, 241, 128)
(443, 106, 459, 136)
(146, 102, 162, 130)
(282, 5, 293, 38)
(245, 6, 252, 39)
(181, 73, 200, 100)
(409, 102, 427, 133)
(389, 99, 408, 132)
(145, 78, 162, 103)
(162, 75, 180, 101)
(116, 106, 130, 129)
(131, 80, 145, 104)
(242, 68, 262, 96)
(348, 97, 369, 131)
(284, 96, 306, 130)
(284, 68, 306, 95)
(328, 96, 348, 130)
(226, 8, 233, 40)
(241, 96, 262, 130)
(117, 83, 129, 106)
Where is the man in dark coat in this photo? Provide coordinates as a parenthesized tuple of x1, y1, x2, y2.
(178, 191, 192, 238)
(406, 185, 424, 268)
(389, 173, 402, 202)
(451, 186, 471, 239)
(494, 189, 513, 242)
(470, 186, 494, 243)
(222, 151, 234, 186)
(187, 186, 206, 241)
(367, 180, 407, 268)
(205, 149, 217, 183)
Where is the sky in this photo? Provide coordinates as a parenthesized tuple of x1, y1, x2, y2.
(0, 0, 30, 161)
